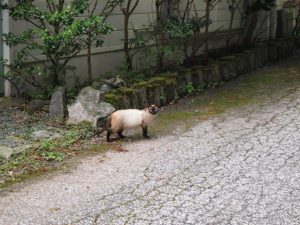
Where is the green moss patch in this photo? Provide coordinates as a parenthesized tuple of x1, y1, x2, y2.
(105, 74, 179, 108)
(151, 60, 300, 135)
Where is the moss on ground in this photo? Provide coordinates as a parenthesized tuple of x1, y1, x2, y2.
(151, 60, 300, 135)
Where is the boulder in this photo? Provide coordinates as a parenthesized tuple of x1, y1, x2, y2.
(76, 86, 101, 103)
(104, 75, 126, 88)
(0, 145, 13, 160)
(49, 86, 67, 119)
(67, 87, 115, 128)
(0, 144, 33, 160)
(31, 130, 62, 141)
(91, 81, 101, 90)
(13, 144, 33, 154)
(26, 99, 45, 112)
(99, 84, 113, 93)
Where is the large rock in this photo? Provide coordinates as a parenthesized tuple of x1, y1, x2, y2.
(76, 86, 101, 103)
(91, 81, 101, 90)
(99, 84, 113, 93)
(0, 145, 13, 160)
(104, 75, 126, 88)
(26, 100, 45, 112)
(49, 86, 67, 119)
(67, 87, 115, 128)
(31, 130, 62, 141)
(0, 144, 33, 160)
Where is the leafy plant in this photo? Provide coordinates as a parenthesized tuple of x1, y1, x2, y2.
(67, 88, 79, 100)
(61, 130, 79, 148)
(119, 0, 140, 71)
(40, 151, 64, 162)
(179, 82, 206, 97)
(0, 0, 114, 91)
(160, 18, 194, 39)
(185, 82, 196, 95)
(39, 140, 56, 152)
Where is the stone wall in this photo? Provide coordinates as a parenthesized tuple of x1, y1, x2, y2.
(105, 40, 295, 109)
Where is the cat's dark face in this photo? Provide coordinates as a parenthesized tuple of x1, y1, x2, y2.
(148, 105, 159, 115)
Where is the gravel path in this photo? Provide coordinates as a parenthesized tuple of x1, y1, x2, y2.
(1, 86, 300, 224)
(0, 99, 48, 148)
(0, 108, 29, 147)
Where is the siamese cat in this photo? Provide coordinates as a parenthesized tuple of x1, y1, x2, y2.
(99, 105, 159, 142)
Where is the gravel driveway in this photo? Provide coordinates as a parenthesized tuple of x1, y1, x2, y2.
(1, 86, 300, 224)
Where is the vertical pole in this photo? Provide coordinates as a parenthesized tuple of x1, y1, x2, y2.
(0, 5, 3, 96)
(2, 0, 11, 97)
(269, 6, 277, 40)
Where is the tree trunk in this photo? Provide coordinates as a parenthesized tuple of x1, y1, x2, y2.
(226, 7, 235, 48)
(87, 32, 92, 84)
(204, 1, 210, 63)
(155, 0, 163, 72)
(51, 57, 59, 88)
(243, 12, 258, 47)
(124, 14, 132, 71)
(52, 22, 61, 87)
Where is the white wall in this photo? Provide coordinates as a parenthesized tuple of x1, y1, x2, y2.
(5, 0, 281, 95)
(276, 0, 287, 9)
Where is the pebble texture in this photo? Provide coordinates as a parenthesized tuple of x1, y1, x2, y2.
(1, 88, 300, 225)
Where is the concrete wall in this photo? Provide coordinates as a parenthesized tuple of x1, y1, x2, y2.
(8, 0, 158, 88)
(4, 0, 281, 95)
(276, 0, 288, 9)
(177, 0, 243, 31)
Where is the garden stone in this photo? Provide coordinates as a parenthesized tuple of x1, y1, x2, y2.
(77, 86, 101, 103)
(67, 88, 115, 128)
(0, 144, 33, 160)
(165, 85, 176, 104)
(178, 69, 192, 84)
(122, 95, 132, 109)
(239, 53, 251, 73)
(49, 86, 67, 119)
(245, 50, 257, 71)
(218, 61, 230, 81)
(91, 81, 101, 90)
(0, 145, 13, 160)
(211, 64, 222, 84)
(260, 47, 269, 65)
(201, 67, 214, 87)
(136, 87, 148, 109)
(68, 101, 115, 128)
(26, 100, 45, 112)
(50, 133, 63, 140)
(192, 66, 205, 87)
(99, 84, 113, 93)
(31, 130, 62, 141)
(31, 130, 50, 140)
(254, 49, 263, 68)
(267, 45, 278, 62)
(13, 144, 33, 154)
(105, 76, 126, 88)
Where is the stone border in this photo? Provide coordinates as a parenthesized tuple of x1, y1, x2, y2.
(105, 40, 295, 109)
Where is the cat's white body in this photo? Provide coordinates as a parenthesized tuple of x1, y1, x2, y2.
(100, 105, 159, 142)
(110, 109, 155, 131)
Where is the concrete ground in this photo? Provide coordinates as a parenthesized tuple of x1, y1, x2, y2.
(1, 68, 300, 225)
